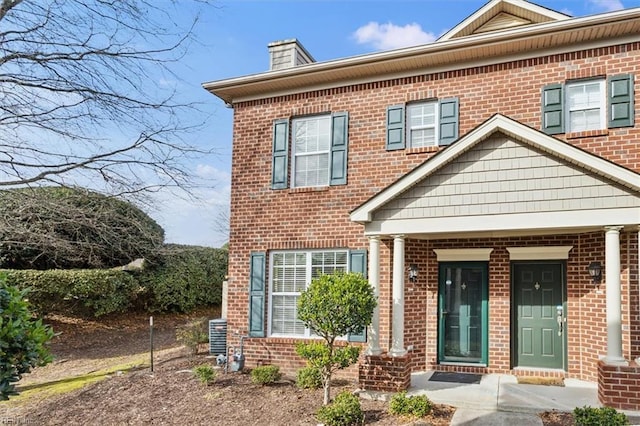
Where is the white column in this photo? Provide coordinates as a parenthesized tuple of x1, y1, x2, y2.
(604, 226, 627, 365)
(389, 235, 407, 357)
(365, 236, 382, 356)
(636, 227, 640, 365)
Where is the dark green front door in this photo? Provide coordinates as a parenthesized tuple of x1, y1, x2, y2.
(438, 262, 488, 364)
(513, 262, 566, 370)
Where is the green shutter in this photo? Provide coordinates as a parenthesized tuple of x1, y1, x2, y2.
(248, 252, 266, 337)
(439, 98, 459, 146)
(330, 112, 349, 186)
(542, 84, 564, 134)
(608, 74, 634, 128)
(348, 249, 368, 343)
(271, 119, 289, 189)
(386, 105, 405, 150)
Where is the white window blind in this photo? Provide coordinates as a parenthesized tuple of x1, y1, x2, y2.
(270, 250, 348, 337)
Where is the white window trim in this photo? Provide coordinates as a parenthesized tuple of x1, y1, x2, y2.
(434, 248, 494, 262)
(291, 114, 331, 188)
(268, 249, 349, 338)
(565, 79, 605, 133)
(507, 246, 573, 260)
(406, 101, 439, 148)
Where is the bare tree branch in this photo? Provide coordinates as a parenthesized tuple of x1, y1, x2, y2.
(0, 0, 218, 198)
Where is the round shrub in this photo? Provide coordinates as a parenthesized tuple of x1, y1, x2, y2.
(0, 186, 164, 270)
(316, 391, 363, 426)
(193, 365, 216, 385)
(389, 391, 433, 418)
(573, 406, 629, 425)
(250, 365, 282, 385)
(296, 366, 322, 389)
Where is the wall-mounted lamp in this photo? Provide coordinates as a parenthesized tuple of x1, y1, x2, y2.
(588, 261, 602, 285)
(409, 264, 418, 282)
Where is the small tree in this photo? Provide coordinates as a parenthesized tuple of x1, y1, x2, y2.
(296, 272, 376, 405)
(0, 273, 54, 400)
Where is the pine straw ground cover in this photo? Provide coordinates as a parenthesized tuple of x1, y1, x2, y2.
(0, 308, 575, 425)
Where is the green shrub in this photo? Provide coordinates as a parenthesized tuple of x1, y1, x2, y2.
(296, 366, 322, 389)
(250, 365, 282, 385)
(573, 406, 629, 425)
(176, 318, 209, 355)
(2, 268, 139, 317)
(137, 244, 227, 313)
(0, 275, 54, 400)
(389, 391, 433, 418)
(193, 365, 216, 385)
(316, 391, 363, 426)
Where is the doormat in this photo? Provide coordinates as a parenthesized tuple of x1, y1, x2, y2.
(517, 376, 565, 387)
(428, 371, 482, 384)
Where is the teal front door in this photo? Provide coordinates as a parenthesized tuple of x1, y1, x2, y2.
(438, 262, 488, 364)
(513, 262, 566, 370)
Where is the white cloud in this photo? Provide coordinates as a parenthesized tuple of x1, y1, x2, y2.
(588, 0, 625, 12)
(195, 163, 230, 181)
(352, 22, 437, 50)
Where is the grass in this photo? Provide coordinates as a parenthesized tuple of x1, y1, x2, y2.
(7, 359, 148, 406)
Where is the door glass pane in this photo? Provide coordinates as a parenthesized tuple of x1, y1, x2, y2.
(442, 266, 483, 362)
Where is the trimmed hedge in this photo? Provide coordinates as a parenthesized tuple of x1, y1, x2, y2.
(2, 269, 139, 317)
(136, 244, 227, 313)
(1, 245, 228, 316)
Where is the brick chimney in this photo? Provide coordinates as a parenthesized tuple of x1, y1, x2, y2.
(268, 39, 315, 71)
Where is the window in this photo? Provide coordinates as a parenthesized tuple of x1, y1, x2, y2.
(271, 112, 349, 190)
(566, 79, 605, 132)
(292, 115, 331, 187)
(407, 102, 438, 148)
(386, 98, 459, 151)
(269, 250, 348, 337)
(541, 74, 634, 135)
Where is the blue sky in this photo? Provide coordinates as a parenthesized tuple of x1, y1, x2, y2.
(160, 0, 637, 247)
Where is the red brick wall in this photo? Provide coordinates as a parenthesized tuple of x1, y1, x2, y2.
(359, 355, 411, 392)
(225, 42, 640, 379)
(598, 361, 640, 410)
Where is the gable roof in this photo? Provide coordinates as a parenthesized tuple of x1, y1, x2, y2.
(438, 0, 570, 41)
(350, 114, 640, 223)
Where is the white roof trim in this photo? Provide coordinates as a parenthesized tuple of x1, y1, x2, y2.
(203, 8, 640, 104)
(439, 0, 570, 42)
(350, 114, 640, 223)
(507, 246, 573, 260)
(434, 248, 494, 262)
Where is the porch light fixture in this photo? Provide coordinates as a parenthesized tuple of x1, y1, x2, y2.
(409, 264, 418, 282)
(588, 262, 602, 284)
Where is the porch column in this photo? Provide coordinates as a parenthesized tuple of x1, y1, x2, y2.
(389, 235, 407, 357)
(604, 226, 627, 365)
(365, 236, 382, 356)
(637, 226, 640, 365)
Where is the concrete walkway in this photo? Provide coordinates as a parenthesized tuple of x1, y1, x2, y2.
(362, 372, 640, 425)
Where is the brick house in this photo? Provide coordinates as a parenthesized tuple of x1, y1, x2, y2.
(204, 0, 640, 409)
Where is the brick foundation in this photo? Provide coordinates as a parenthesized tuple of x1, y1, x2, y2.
(359, 354, 411, 392)
(598, 360, 640, 410)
